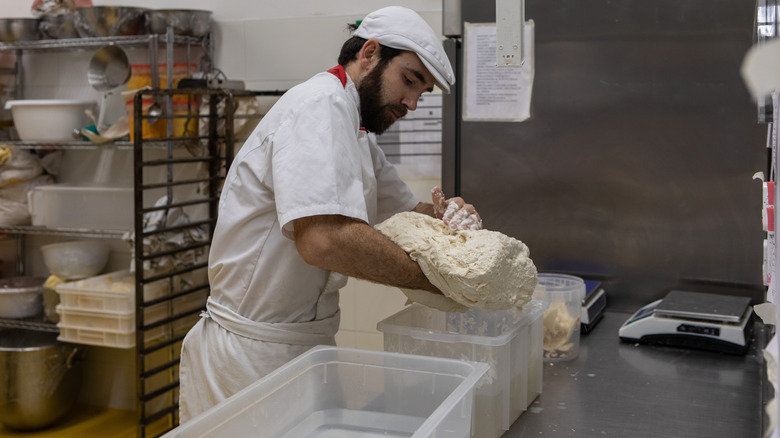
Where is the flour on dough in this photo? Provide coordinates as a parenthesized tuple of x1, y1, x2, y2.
(375, 212, 538, 312)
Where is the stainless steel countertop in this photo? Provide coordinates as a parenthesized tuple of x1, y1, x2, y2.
(506, 311, 765, 437)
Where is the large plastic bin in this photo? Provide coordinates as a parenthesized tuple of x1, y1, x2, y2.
(162, 346, 489, 438)
(377, 301, 547, 438)
(28, 183, 133, 230)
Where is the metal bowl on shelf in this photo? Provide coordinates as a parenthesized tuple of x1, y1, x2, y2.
(40, 13, 80, 40)
(0, 18, 41, 43)
(0, 277, 46, 319)
(146, 9, 212, 37)
(0, 329, 83, 431)
(74, 6, 148, 38)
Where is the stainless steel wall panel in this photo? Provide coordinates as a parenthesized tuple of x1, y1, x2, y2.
(443, 0, 767, 309)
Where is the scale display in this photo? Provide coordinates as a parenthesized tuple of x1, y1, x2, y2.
(619, 290, 754, 355)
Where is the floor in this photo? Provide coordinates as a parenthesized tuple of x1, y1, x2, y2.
(0, 405, 136, 438)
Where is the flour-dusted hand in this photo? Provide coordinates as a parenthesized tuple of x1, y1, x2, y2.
(431, 186, 483, 231)
(432, 186, 448, 218)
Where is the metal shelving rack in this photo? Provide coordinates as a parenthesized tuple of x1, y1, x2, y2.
(0, 31, 227, 438)
(131, 87, 282, 437)
(0, 32, 211, 335)
(0, 28, 286, 438)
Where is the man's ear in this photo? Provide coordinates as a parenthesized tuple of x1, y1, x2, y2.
(359, 39, 381, 71)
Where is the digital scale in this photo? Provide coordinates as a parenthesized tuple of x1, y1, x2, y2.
(618, 290, 754, 355)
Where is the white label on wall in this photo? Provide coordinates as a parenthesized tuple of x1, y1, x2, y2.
(463, 21, 535, 122)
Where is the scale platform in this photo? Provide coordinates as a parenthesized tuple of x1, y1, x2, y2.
(618, 290, 754, 355)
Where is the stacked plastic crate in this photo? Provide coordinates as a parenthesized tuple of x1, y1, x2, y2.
(55, 270, 169, 348)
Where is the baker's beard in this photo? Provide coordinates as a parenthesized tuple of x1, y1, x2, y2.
(358, 63, 407, 135)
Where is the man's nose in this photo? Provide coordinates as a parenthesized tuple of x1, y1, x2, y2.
(402, 93, 419, 111)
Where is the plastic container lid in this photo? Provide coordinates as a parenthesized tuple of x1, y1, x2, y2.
(377, 300, 547, 346)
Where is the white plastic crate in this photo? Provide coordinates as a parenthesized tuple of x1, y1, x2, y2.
(377, 300, 547, 438)
(56, 305, 134, 332)
(55, 301, 170, 332)
(56, 270, 169, 313)
(57, 324, 165, 349)
(162, 346, 488, 438)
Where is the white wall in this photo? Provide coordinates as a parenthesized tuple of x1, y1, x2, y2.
(0, 1, 444, 410)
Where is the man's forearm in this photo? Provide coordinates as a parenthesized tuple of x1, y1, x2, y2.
(293, 214, 439, 293)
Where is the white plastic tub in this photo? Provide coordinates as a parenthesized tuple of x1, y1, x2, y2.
(162, 346, 488, 438)
(28, 183, 133, 230)
(378, 301, 547, 438)
(5, 99, 96, 142)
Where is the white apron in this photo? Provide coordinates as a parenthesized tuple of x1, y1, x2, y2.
(179, 296, 340, 422)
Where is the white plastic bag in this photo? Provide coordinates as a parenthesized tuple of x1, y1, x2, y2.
(0, 148, 43, 188)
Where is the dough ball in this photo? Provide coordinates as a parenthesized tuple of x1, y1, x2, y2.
(375, 212, 538, 312)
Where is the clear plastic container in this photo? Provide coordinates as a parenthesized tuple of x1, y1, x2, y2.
(127, 63, 197, 90)
(28, 184, 133, 231)
(377, 301, 547, 438)
(533, 273, 586, 362)
(161, 346, 489, 438)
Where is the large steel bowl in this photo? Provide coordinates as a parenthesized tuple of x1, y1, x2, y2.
(75, 6, 147, 37)
(0, 18, 40, 43)
(40, 13, 80, 40)
(0, 329, 83, 430)
(146, 9, 212, 37)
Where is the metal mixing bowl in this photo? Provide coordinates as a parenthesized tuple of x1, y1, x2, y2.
(0, 329, 83, 431)
(0, 18, 40, 43)
(75, 6, 147, 38)
(0, 277, 46, 319)
(40, 13, 80, 40)
(146, 9, 212, 37)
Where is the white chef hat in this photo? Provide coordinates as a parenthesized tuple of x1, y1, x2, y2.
(353, 6, 455, 94)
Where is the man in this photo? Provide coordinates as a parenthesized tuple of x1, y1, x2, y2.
(178, 6, 482, 421)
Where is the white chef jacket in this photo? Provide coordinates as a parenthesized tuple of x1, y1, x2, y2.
(179, 65, 419, 422)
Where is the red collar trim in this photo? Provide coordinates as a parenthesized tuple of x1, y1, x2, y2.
(327, 65, 368, 132)
(327, 65, 347, 88)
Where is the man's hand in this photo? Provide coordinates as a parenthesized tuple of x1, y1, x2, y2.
(431, 186, 483, 230)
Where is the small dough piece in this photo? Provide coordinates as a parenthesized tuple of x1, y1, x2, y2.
(542, 301, 577, 353)
(375, 212, 537, 312)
